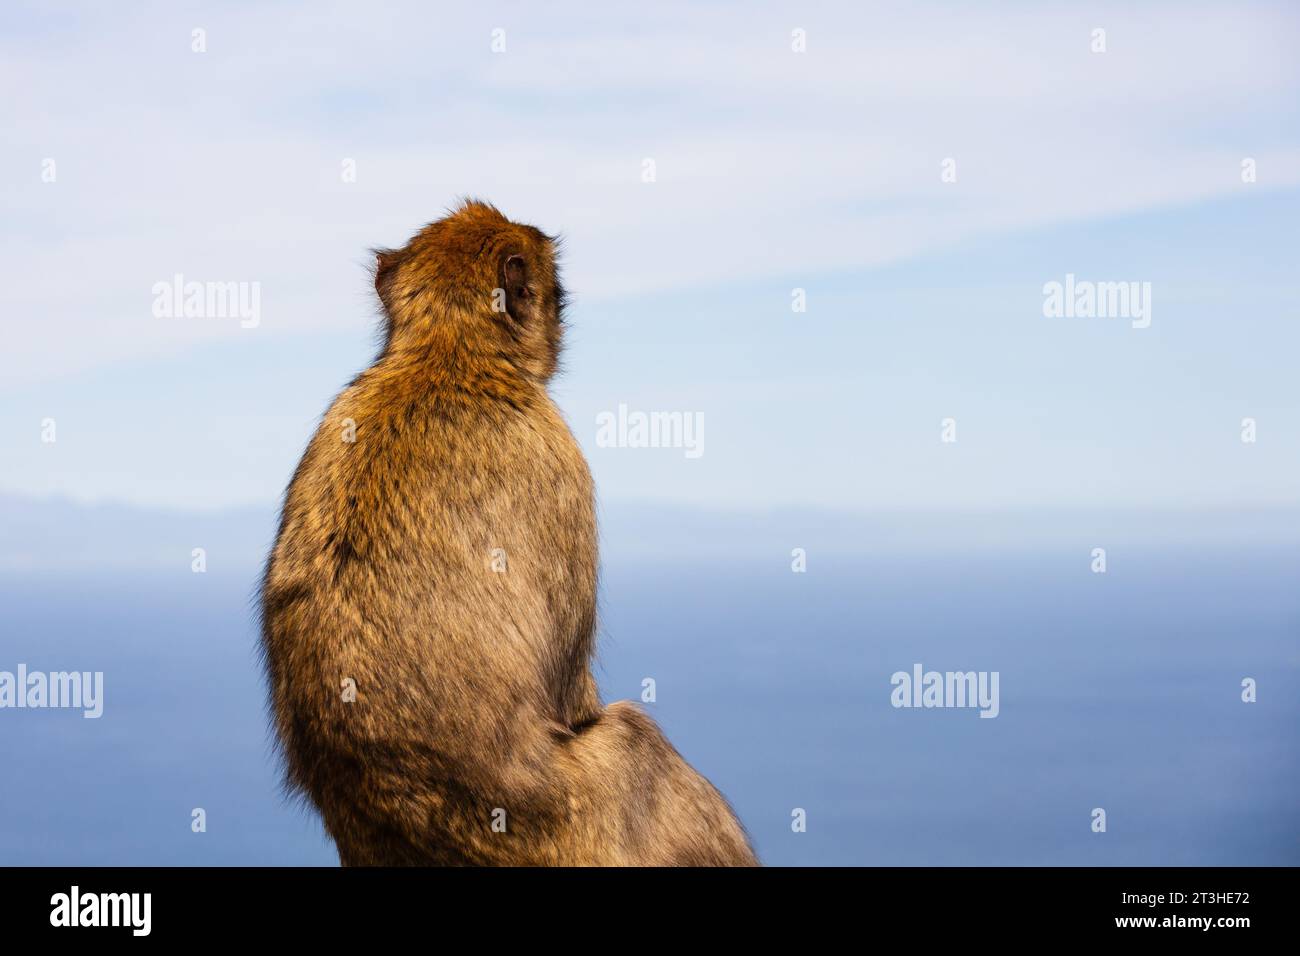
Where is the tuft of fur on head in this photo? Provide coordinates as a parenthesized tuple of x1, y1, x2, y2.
(371, 199, 567, 383)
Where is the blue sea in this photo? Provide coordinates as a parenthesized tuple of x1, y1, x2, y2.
(0, 501, 1296, 866)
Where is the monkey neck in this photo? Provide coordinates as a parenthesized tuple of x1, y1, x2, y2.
(379, 305, 546, 408)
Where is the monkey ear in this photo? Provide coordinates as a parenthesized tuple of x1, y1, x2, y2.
(499, 253, 536, 324)
(373, 249, 399, 305)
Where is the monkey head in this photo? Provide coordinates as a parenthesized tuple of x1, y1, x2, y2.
(373, 200, 567, 382)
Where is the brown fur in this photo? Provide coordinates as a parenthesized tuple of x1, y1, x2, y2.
(259, 200, 757, 866)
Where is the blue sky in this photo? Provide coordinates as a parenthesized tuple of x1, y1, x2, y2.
(1, 0, 1297, 513)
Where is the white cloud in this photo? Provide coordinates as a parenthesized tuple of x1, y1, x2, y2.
(1, 0, 1297, 385)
